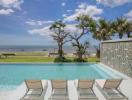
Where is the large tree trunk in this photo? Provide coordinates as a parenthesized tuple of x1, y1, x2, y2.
(127, 32, 131, 38)
(58, 44, 63, 59)
(77, 46, 83, 62)
(78, 52, 83, 60)
(96, 49, 100, 58)
(76, 41, 83, 60)
(119, 33, 123, 39)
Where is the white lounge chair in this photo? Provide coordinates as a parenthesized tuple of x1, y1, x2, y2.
(21, 80, 48, 100)
(96, 79, 128, 100)
(49, 80, 69, 100)
(77, 80, 98, 100)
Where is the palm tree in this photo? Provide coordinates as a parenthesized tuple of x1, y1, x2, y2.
(70, 15, 96, 61)
(93, 19, 112, 41)
(112, 17, 127, 39)
(92, 19, 112, 58)
(49, 21, 69, 59)
(125, 21, 132, 38)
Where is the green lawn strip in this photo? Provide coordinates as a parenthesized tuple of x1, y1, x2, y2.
(0, 56, 54, 62)
(0, 56, 98, 63)
(15, 52, 48, 56)
(87, 57, 99, 62)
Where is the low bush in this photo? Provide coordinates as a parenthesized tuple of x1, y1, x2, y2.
(54, 57, 72, 62)
(73, 58, 87, 62)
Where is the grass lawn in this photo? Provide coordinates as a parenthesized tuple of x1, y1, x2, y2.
(0, 56, 99, 63)
(0, 52, 99, 63)
(0, 56, 54, 62)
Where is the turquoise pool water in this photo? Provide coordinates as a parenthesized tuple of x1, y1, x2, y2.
(0, 63, 121, 90)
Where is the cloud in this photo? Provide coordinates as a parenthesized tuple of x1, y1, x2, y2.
(26, 20, 54, 26)
(28, 24, 81, 37)
(124, 10, 132, 21)
(62, 14, 67, 17)
(64, 3, 103, 22)
(67, 10, 72, 12)
(0, 0, 24, 10)
(96, 0, 132, 7)
(28, 26, 52, 36)
(61, 2, 66, 6)
(78, 3, 86, 9)
(0, 8, 14, 15)
(0, 0, 23, 16)
(65, 24, 81, 33)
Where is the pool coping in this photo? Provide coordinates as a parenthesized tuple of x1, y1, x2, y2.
(0, 62, 98, 64)
(99, 63, 132, 80)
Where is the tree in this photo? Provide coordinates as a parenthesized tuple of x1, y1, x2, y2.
(69, 15, 96, 62)
(112, 17, 127, 39)
(92, 19, 112, 58)
(125, 21, 132, 38)
(94, 45, 100, 58)
(93, 19, 112, 41)
(49, 21, 69, 60)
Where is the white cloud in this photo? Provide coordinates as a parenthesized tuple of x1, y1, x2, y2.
(96, 0, 132, 7)
(28, 24, 81, 37)
(0, 0, 23, 9)
(28, 26, 52, 36)
(61, 2, 66, 6)
(0, 8, 14, 15)
(62, 14, 67, 17)
(78, 3, 86, 9)
(67, 9, 72, 12)
(124, 10, 132, 21)
(28, 24, 85, 46)
(64, 3, 103, 22)
(26, 20, 54, 26)
(65, 24, 81, 33)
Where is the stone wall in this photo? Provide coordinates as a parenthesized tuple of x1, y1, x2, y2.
(100, 39, 132, 78)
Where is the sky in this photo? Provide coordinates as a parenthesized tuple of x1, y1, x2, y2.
(0, 0, 132, 46)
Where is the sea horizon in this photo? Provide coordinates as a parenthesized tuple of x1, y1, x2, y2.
(0, 45, 96, 53)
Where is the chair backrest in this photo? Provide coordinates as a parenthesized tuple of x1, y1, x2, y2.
(78, 80, 94, 89)
(25, 80, 43, 90)
(103, 79, 122, 89)
(51, 80, 67, 89)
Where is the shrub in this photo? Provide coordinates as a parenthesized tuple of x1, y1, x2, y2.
(73, 58, 87, 62)
(54, 57, 72, 62)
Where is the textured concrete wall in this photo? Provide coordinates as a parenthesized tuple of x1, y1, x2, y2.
(100, 39, 132, 78)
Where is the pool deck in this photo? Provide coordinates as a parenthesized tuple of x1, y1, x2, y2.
(0, 63, 132, 100)
(0, 79, 132, 100)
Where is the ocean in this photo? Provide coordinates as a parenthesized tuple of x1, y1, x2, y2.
(0, 45, 96, 53)
(0, 45, 74, 53)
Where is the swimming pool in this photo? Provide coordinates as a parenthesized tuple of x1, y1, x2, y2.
(0, 63, 122, 90)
